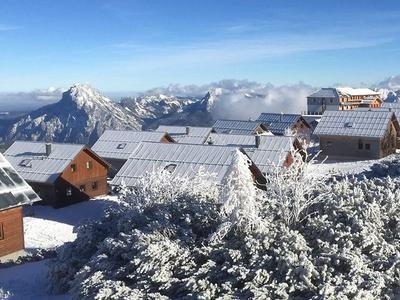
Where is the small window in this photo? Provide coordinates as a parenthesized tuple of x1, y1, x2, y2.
(92, 181, 98, 190)
(327, 141, 332, 147)
(358, 140, 363, 150)
(0, 223, 4, 240)
(71, 164, 77, 172)
(117, 143, 126, 149)
(164, 163, 177, 174)
(86, 161, 93, 169)
(79, 185, 86, 192)
(365, 143, 371, 150)
(66, 187, 72, 196)
(19, 159, 32, 168)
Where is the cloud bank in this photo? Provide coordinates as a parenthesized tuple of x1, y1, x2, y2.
(144, 79, 315, 120)
(0, 87, 64, 111)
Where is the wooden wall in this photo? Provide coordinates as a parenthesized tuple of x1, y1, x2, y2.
(54, 149, 108, 207)
(0, 206, 24, 258)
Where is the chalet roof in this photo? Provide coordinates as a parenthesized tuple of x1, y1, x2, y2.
(256, 113, 306, 135)
(156, 125, 212, 144)
(92, 130, 171, 160)
(212, 119, 266, 135)
(110, 142, 245, 187)
(205, 133, 296, 174)
(314, 110, 396, 139)
(336, 87, 380, 97)
(308, 88, 339, 98)
(357, 104, 400, 123)
(4, 141, 85, 184)
(308, 87, 379, 98)
(0, 153, 40, 211)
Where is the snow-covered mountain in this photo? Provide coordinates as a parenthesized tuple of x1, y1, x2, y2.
(0, 84, 140, 145)
(120, 92, 215, 129)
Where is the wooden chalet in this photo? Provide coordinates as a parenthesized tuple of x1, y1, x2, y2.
(256, 113, 312, 139)
(0, 153, 40, 259)
(314, 110, 400, 159)
(307, 87, 382, 115)
(4, 141, 109, 208)
(92, 130, 175, 177)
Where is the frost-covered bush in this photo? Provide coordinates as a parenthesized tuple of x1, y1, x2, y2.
(263, 151, 329, 227)
(49, 153, 400, 299)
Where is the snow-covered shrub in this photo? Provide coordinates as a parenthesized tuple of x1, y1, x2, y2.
(211, 150, 266, 242)
(263, 150, 329, 227)
(49, 155, 400, 299)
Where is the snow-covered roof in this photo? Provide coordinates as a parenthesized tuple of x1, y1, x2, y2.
(92, 130, 172, 160)
(0, 152, 41, 211)
(4, 141, 85, 184)
(110, 142, 243, 187)
(308, 87, 380, 98)
(336, 87, 380, 97)
(212, 120, 266, 135)
(205, 133, 295, 173)
(314, 110, 396, 139)
(156, 125, 212, 144)
(382, 102, 400, 109)
(256, 113, 306, 135)
(308, 88, 339, 98)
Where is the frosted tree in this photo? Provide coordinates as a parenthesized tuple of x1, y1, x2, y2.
(211, 150, 265, 243)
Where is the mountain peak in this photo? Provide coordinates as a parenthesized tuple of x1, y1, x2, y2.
(62, 83, 111, 108)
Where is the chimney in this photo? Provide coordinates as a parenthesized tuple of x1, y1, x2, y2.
(185, 126, 190, 135)
(255, 135, 260, 148)
(45, 143, 52, 156)
(207, 136, 213, 145)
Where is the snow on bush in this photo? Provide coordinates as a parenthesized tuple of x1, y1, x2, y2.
(263, 151, 329, 227)
(48, 154, 400, 299)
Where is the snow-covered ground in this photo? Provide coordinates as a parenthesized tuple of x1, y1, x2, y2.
(309, 157, 378, 178)
(24, 195, 119, 250)
(0, 196, 119, 299)
(0, 260, 67, 300)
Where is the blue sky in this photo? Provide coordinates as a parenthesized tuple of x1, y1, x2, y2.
(1, 0, 400, 92)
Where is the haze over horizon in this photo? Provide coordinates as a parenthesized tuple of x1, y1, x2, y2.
(1, 0, 400, 93)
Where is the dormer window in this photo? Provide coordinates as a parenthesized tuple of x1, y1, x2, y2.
(164, 163, 177, 174)
(19, 159, 32, 168)
(344, 122, 354, 128)
(117, 143, 126, 149)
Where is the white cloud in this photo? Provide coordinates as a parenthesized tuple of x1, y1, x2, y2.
(143, 79, 315, 119)
(0, 87, 64, 111)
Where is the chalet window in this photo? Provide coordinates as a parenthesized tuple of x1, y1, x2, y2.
(80, 185, 86, 192)
(66, 187, 72, 196)
(164, 163, 177, 174)
(0, 223, 4, 240)
(71, 164, 77, 172)
(86, 161, 93, 169)
(92, 181, 98, 190)
(117, 143, 126, 149)
(19, 159, 32, 168)
(365, 143, 371, 150)
(358, 140, 363, 150)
